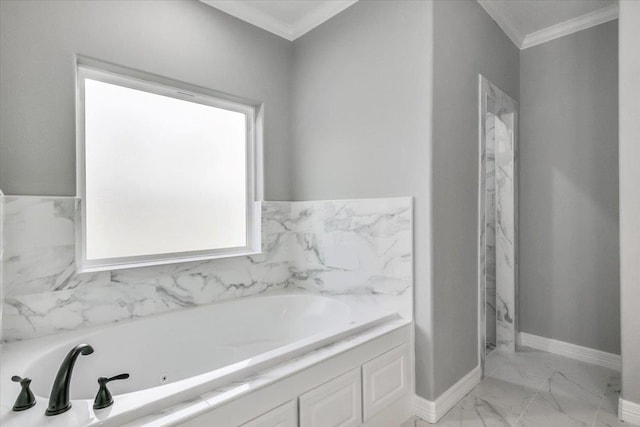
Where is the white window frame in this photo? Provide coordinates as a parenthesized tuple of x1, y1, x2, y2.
(75, 60, 263, 272)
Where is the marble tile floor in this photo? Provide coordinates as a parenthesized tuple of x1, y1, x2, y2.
(414, 348, 636, 427)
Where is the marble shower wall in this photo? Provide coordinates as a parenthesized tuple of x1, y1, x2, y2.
(494, 113, 515, 351)
(485, 112, 497, 351)
(1, 196, 412, 342)
(479, 75, 517, 355)
(0, 191, 4, 342)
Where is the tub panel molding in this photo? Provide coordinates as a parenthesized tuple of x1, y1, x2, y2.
(131, 321, 413, 427)
(240, 400, 297, 427)
(1, 196, 413, 341)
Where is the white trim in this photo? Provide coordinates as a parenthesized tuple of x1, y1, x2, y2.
(521, 4, 619, 49)
(414, 366, 481, 423)
(519, 332, 621, 371)
(75, 60, 262, 272)
(476, 0, 525, 48)
(477, 1, 618, 50)
(291, 1, 358, 40)
(200, 1, 358, 41)
(619, 398, 640, 425)
(201, 0, 295, 40)
(414, 394, 436, 424)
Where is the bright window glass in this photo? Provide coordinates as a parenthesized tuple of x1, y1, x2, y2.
(78, 66, 258, 270)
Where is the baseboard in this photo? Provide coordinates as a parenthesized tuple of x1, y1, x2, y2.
(414, 394, 436, 423)
(619, 398, 640, 425)
(519, 332, 621, 371)
(414, 365, 481, 423)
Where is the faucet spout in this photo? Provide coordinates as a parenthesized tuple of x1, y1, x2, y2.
(45, 343, 94, 416)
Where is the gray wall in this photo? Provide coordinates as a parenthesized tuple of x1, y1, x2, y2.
(431, 0, 519, 397)
(292, 0, 435, 398)
(0, 0, 293, 200)
(619, 0, 640, 405)
(519, 22, 620, 354)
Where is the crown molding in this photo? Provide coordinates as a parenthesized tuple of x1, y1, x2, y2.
(201, 0, 296, 40)
(292, 1, 358, 40)
(521, 3, 619, 49)
(477, 0, 525, 48)
(477, 1, 619, 50)
(200, 0, 358, 41)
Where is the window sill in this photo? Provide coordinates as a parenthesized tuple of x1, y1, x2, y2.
(77, 249, 264, 273)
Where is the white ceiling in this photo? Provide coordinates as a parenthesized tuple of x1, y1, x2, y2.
(477, 0, 619, 49)
(201, 0, 358, 41)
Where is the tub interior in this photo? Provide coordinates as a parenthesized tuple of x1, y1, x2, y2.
(26, 295, 353, 399)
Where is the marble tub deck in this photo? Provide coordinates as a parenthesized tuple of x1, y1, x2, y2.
(415, 348, 634, 427)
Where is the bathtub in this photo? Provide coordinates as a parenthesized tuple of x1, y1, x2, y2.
(0, 293, 399, 427)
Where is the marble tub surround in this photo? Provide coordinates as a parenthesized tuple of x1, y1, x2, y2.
(1, 196, 412, 341)
(2, 197, 110, 297)
(1, 196, 291, 341)
(287, 199, 412, 297)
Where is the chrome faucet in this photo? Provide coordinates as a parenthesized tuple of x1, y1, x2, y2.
(45, 343, 94, 416)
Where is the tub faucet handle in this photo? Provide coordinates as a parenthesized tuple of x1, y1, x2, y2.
(11, 375, 36, 411)
(93, 373, 129, 410)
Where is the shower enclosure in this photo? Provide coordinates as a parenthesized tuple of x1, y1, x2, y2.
(478, 75, 518, 376)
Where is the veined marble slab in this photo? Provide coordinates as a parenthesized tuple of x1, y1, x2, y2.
(0, 190, 4, 342)
(479, 75, 518, 361)
(289, 198, 412, 296)
(494, 113, 516, 352)
(1, 196, 412, 341)
(2, 197, 110, 297)
(485, 112, 497, 351)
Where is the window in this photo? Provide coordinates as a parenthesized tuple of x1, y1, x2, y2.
(76, 63, 262, 272)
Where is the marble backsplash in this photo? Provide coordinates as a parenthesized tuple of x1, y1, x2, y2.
(1, 196, 412, 342)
